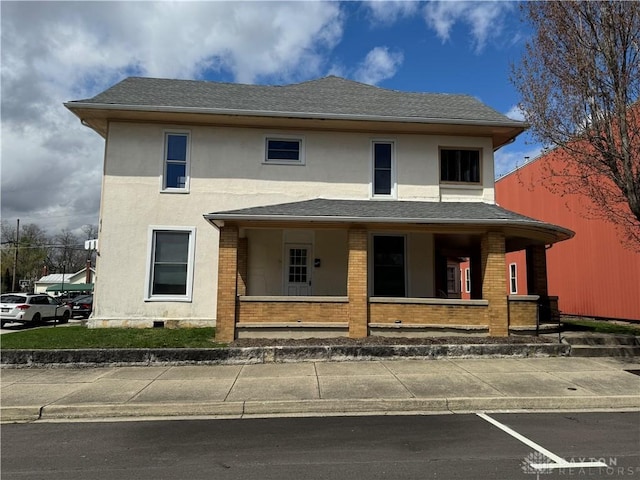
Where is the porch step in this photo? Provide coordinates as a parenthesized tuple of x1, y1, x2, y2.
(569, 345, 640, 358)
(563, 333, 640, 358)
(563, 333, 638, 346)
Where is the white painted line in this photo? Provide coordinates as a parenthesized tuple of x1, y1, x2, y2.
(477, 413, 608, 471)
(531, 461, 608, 470)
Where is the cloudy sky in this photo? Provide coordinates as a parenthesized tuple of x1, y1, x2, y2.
(1, 1, 540, 235)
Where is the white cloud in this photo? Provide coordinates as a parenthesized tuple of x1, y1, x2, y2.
(365, 1, 420, 24)
(354, 46, 404, 85)
(505, 105, 526, 121)
(1, 2, 345, 233)
(423, 1, 514, 53)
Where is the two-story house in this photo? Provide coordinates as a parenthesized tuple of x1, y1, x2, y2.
(65, 76, 572, 342)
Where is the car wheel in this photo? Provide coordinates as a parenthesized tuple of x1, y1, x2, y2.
(31, 313, 42, 324)
(59, 311, 70, 324)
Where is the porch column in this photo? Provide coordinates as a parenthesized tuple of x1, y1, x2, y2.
(348, 228, 368, 338)
(237, 237, 248, 297)
(216, 225, 238, 342)
(481, 231, 508, 337)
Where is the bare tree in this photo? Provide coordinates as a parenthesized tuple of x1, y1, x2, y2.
(512, 1, 640, 248)
(48, 229, 86, 274)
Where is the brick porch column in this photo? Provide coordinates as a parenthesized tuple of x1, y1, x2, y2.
(216, 225, 239, 342)
(481, 231, 508, 337)
(348, 228, 368, 338)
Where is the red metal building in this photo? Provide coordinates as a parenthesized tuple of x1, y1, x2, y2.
(493, 151, 640, 322)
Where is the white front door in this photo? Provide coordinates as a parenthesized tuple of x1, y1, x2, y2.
(285, 244, 312, 295)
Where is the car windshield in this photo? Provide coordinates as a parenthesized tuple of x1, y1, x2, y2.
(1, 295, 27, 304)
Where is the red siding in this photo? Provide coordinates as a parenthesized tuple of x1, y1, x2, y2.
(496, 155, 640, 321)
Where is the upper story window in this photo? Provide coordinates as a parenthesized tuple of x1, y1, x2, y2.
(264, 137, 304, 165)
(440, 148, 481, 184)
(372, 141, 395, 197)
(163, 132, 190, 191)
(145, 226, 196, 302)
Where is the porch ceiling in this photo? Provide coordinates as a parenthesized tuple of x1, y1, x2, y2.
(204, 199, 574, 247)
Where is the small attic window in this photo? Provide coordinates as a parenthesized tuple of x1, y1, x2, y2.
(264, 137, 304, 165)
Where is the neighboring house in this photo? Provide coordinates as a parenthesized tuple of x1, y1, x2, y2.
(65, 76, 572, 341)
(494, 151, 640, 322)
(34, 267, 96, 295)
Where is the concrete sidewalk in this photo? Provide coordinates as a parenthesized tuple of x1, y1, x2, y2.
(2, 357, 639, 423)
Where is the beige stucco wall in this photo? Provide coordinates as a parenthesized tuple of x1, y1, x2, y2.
(91, 121, 496, 326)
(245, 228, 348, 296)
(246, 229, 283, 296)
(407, 232, 435, 297)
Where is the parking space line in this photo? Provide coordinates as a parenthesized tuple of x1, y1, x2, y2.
(477, 413, 608, 471)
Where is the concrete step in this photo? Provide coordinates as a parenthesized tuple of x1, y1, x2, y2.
(569, 345, 640, 358)
(562, 333, 639, 347)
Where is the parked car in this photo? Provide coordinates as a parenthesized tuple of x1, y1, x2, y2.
(0, 293, 71, 327)
(66, 294, 93, 318)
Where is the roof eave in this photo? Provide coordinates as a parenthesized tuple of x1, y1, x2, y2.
(203, 213, 573, 242)
(64, 102, 529, 130)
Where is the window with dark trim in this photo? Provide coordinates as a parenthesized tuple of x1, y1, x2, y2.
(372, 235, 405, 296)
(265, 138, 303, 164)
(440, 148, 481, 183)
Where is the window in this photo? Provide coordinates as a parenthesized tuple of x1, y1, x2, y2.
(145, 227, 196, 301)
(265, 137, 304, 164)
(446, 266, 459, 294)
(163, 132, 190, 191)
(509, 263, 517, 294)
(372, 235, 405, 296)
(440, 148, 481, 183)
(288, 248, 308, 284)
(372, 141, 395, 196)
(465, 268, 471, 293)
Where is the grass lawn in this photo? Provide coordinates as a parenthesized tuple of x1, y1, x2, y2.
(562, 318, 640, 336)
(0, 326, 223, 349)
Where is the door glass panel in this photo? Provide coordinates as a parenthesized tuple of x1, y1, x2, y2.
(288, 248, 307, 283)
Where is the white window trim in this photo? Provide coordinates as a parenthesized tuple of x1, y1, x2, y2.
(509, 263, 518, 294)
(263, 134, 305, 165)
(370, 139, 397, 199)
(161, 130, 191, 193)
(144, 226, 196, 302)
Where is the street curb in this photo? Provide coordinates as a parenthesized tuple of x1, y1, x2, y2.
(3, 395, 638, 423)
(0, 343, 570, 367)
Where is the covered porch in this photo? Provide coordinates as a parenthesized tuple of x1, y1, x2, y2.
(206, 199, 572, 342)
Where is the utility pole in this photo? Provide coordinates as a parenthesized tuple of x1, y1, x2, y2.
(11, 219, 19, 292)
